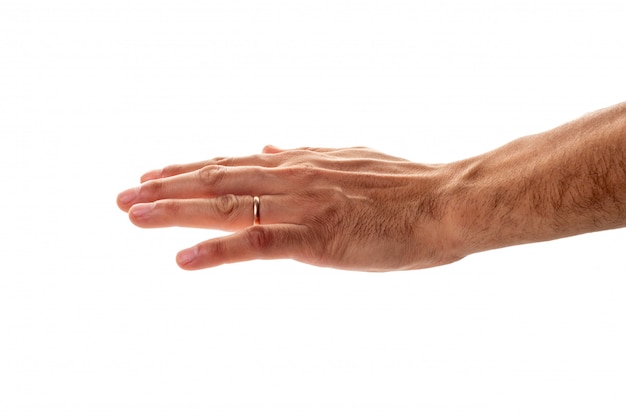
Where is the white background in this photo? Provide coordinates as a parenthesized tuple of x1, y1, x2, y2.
(1, 0, 625, 416)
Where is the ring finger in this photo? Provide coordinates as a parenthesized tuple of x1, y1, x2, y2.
(128, 194, 304, 231)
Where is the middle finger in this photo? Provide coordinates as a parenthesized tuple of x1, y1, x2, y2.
(118, 165, 306, 211)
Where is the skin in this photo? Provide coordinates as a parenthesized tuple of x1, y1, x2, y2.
(117, 102, 626, 271)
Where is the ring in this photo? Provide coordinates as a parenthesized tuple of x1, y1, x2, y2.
(253, 196, 260, 225)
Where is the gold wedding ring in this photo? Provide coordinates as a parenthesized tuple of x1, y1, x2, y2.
(253, 196, 260, 225)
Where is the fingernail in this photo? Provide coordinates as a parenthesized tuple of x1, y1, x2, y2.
(118, 187, 139, 205)
(130, 202, 153, 218)
(177, 247, 197, 266)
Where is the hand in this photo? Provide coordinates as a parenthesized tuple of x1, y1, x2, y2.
(117, 145, 462, 271)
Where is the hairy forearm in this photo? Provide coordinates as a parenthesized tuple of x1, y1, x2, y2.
(446, 102, 626, 257)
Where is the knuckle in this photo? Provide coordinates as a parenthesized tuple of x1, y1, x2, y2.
(200, 239, 226, 260)
(298, 186, 343, 208)
(213, 194, 239, 219)
(244, 227, 273, 250)
(160, 164, 181, 177)
(297, 147, 324, 155)
(140, 179, 164, 198)
(313, 202, 344, 232)
(156, 199, 181, 215)
(198, 165, 226, 189)
(282, 164, 318, 182)
(213, 156, 234, 166)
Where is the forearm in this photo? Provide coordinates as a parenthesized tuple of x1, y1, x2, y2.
(447, 102, 626, 257)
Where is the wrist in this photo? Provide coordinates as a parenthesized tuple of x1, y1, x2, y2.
(442, 157, 495, 258)
(441, 136, 555, 258)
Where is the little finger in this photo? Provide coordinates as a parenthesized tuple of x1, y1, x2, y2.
(176, 224, 314, 270)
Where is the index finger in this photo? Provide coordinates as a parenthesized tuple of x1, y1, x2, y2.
(140, 151, 276, 183)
